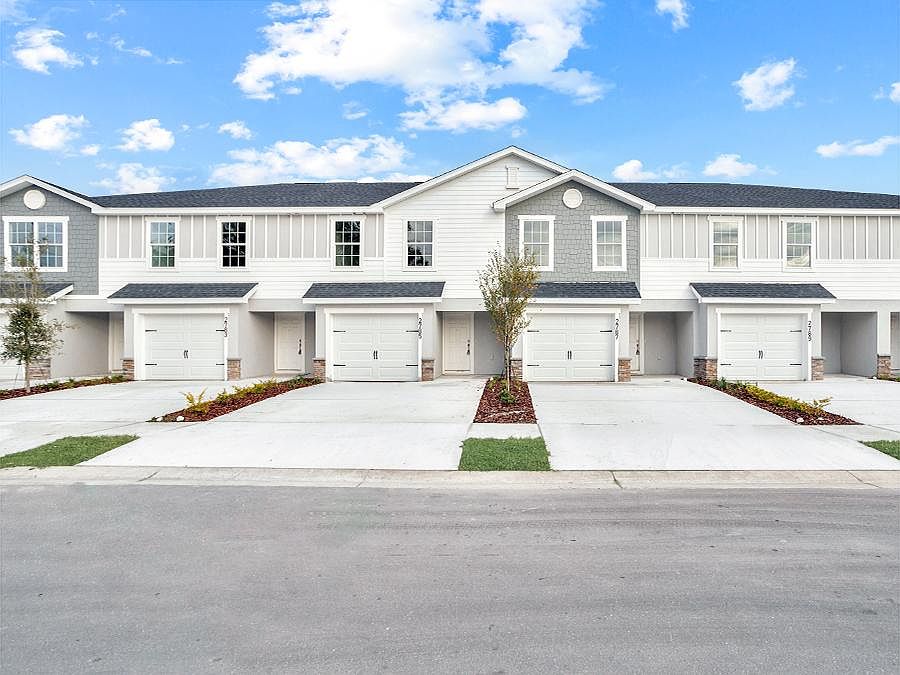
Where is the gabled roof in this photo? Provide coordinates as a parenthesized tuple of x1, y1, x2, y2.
(0, 281, 74, 301)
(304, 281, 445, 299)
(376, 146, 568, 209)
(690, 282, 835, 300)
(108, 282, 258, 300)
(0, 176, 100, 210)
(494, 170, 655, 211)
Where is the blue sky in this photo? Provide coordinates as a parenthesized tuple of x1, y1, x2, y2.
(2, 0, 898, 195)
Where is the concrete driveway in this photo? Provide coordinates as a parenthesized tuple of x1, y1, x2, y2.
(0, 379, 270, 456)
(87, 379, 485, 470)
(762, 375, 900, 434)
(531, 377, 900, 470)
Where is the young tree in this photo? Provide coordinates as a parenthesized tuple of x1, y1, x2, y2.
(478, 248, 539, 395)
(0, 256, 67, 393)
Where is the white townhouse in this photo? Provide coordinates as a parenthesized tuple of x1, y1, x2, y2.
(1, 147, 899, 384)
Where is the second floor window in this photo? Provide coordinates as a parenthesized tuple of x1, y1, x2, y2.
(520, 217, 553, 270)
(334, 220, 361, 267)
(406, 220, 433, 267)
(149, 221, 176, 268)
(592, 217, 626, 270)
(784, 220, 814, 268)
(711, 219, 740, 269)
(3, 219, 66, 271)
(221, 221, 247, 267)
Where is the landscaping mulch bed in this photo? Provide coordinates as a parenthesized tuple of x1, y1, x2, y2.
(692, 379, 858, 425)
(155, 377, 320, 422)
(0, 375, 128, 401)
(473, 378, 537, 424)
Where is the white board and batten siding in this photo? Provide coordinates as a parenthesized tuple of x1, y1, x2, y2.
(640, 213, 900, 300)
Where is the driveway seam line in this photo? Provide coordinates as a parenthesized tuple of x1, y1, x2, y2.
(847, 471, 881, 489)
(138, 469, 160, 482)
(610, 471, 624, 489)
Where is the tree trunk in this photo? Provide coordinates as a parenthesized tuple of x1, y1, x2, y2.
(505, 346, 511, 393)
(24, 358, 31, 393)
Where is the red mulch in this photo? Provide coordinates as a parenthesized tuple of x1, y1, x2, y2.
(0, 375, 128, 401)
(692, 379, 858, 425)
(157, 377, 321, 422)
(473, 378, 537, 424)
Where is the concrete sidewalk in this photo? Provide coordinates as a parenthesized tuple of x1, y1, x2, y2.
(2, 465, 898, 489)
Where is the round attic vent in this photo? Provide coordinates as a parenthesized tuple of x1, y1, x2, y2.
(24, 189, 46, 210)
(562, 188, 582, 209)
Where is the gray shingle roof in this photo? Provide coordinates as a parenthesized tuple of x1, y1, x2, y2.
(90, 182, 420, 209)
(0, 281, 73, 298)
(690, 282, 835, 299)
(609, 183, 899, 209)
(108, 283, 258, 299)
(304, 282, 445, 299)
(534, 282, 641, 299)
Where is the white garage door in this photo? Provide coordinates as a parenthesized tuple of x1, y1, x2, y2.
(332, 313, 419, 381)
(144, 314, 226, 380)
(719, 313, 806, 381)
(0, 314, 24, 381)
(525, 313, 616, 381)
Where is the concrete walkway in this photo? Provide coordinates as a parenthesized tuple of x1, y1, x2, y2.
(87, 379, 486, 470)
(531, 377, 900, 471)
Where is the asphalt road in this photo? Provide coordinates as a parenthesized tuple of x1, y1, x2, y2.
(1, 485, 898, 673)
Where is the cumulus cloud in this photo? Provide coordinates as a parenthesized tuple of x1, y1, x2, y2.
(816, 135, 900, 158)
(703, 153, 758, 178)
(9, 114, 88, 151)
(117, 119, 175, 152)
(874, 82, 900, 103)
(209, 135, 409, 185)
(218, 120, 253, 140)
(400, 97, 527, 132)
(342, 102, 368, 120)
(80, 144, 101, 156)
(656, 0, 689, 30)
(12, 27, 83, 73)
(612, 159, 659, 181)
(733, 58, 798, 111)
(234, 0, 607, 130)
(96, 163, 175, 194)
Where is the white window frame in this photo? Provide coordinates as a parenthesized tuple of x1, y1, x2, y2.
(330, 216, 365, 271)
(2, 216, 68, 272)
(591, 215, 627, 271)
(217, 217, 250, 270)
(145, 218, 179, 270)
(518, 215, 555, 271)
(708, 216, 743, 271)
(506, 166, 519, 189)
(403, 218, 436, 271)
(781, 217, 817, 271)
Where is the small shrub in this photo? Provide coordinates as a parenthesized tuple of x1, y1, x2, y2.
(182, 388, 211, 414)
(499, 388, 517, 405)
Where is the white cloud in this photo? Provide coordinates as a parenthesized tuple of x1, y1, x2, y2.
(266, 2, 303, 17)
(12, 27, 83, 74)
(96, 163, 175, 194)
(165, 57, 184, 65)
(9, 114, 88, 151)
(234, 0, 606, 130)
(655, 0, 689, 30)
(103, 5, 126, 21)
(283, 86, 301, 95)
(612, 159, 658, 181)
(80, 144, 100, 156)
(342, 101, 368, 120)
(875, 82, 900, 103)
(358, 172, 432, 183)
(816, 135, 900, 158)
(703, 153, 758, 178)
(1, 0, 31, 23)
(400, 97, 527, 132)
(85, 31, 99, 40)
(111, 35, 153, 58)
(209, 135, 409, 185)
(117, 119, 175, 152)
(733, 58, 797, 111)
(218, 120, 253, 140)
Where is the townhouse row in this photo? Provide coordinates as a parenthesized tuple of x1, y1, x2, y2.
(2, 147, 899, 384)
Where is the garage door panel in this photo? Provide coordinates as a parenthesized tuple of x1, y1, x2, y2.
(720, 313, 806, 381)
(332, 313, 420, 381)
(145, 314, 225, 381)
(525, 313, 617, 382)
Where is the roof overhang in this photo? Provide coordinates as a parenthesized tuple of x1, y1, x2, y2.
(303, 281, 445, 304)
(376, 147, 568, 209)
(690, 282, 836, 304)
(647, 206, 899, 215)
(306, 296, 444, 305)
(493, 170, 655, 212)
(528, 297, 641, 305)
(93, 206, 385, 216)
(0, 283, 73, 303)
(0, 176, 100, 210)
(107, 283, 258, 304)
(694, 296, 836, 305)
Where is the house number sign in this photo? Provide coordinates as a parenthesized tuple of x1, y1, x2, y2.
(807, 320, 812, 342)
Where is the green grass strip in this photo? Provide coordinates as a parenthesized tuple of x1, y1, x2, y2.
(459, 437, 550, 471)
(862, 440, 900, 460)
(0, 435, 138, 468)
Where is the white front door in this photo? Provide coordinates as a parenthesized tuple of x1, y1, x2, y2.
(0, 314, 24, 380)
(332, 313, 420, 381)
(719, 313, 807, 381)
(144, 314, 226, 380)
(276, 313, 306, 372)
(525, 313, 616, 381)
(629, 313, 642, 374)
(442, 312, 472, 373)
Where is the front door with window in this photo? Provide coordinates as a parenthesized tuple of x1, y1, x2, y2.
(629, 313, 642, 374)
(443, 313, 472, 373)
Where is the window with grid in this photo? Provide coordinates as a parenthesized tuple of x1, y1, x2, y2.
(4, 220, 65, 269)
(711, 220, 740, 268)
(334, 220, 361, 267)
(593, 219, 624, 268)
(406, 220, 433, 267)
(221, 221, 247, 267)
(8, 221, 34, 267)
(38, 222, 64, 268)
(521, 219, 551, 268)
(149, 221, 176, 268)
(784, 220, 813, 268)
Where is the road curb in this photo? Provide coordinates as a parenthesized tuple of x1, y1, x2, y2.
(1, 466, 898, 489)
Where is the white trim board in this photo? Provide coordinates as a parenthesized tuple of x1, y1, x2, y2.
(494, 169, 655, 212)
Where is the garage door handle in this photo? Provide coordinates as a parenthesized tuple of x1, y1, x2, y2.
(145, 329, 157, 333)
(298, 338, 302, 355)
(758, 350, 763, 359)
(466, 339, 470, 356)
(184, 349, 189, 359)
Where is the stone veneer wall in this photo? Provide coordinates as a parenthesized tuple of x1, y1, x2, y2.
(421, 359, 434, 381)
(693, 357, 717, 381)
(617, 358, 632, 382)
(227, 359, 242, 380)
(811, 357, 825, 381)
(877, 355, 892, 378)
(312, 358, 326, 381)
